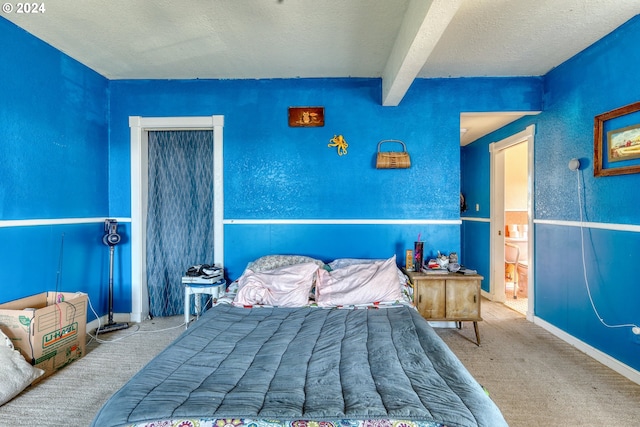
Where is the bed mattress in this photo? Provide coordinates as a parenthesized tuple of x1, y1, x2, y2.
(91, 304, 507, 427)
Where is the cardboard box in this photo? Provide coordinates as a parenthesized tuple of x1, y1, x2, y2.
(0, 292, 87, 381)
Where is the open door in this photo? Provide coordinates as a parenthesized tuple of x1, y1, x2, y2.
(489, 125, 535, 320)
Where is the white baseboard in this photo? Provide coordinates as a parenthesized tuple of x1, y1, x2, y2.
(534, 316, 640, 385)
(130, 311, 147, 323)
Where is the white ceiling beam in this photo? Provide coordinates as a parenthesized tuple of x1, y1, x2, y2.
(381, 0, 463, 106)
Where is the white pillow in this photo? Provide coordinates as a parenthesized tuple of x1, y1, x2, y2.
(0, 330, 44, 406)
(316, 255, 403, 307)
(245, 255, 325, 273)
(233, 262, 319, 307)
(327, 258, 378, 270)
(328, 257, 409, 288)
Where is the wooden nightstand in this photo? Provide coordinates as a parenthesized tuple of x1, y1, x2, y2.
(404, 269, 483, 345)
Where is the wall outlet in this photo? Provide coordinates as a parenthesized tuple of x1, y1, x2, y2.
(475, 203, 480, 212)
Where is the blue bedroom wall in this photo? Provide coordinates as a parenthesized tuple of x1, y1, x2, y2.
(108, 77, 541, 282)
(460, 133, 492, 292)
(461, 16, 640, 372)
(0, 18, 111, 314)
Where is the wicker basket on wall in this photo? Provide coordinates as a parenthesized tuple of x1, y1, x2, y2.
(376, 140, 411, 169)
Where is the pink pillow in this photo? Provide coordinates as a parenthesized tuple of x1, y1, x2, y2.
(233, 262, 319, 307)
(316, 255, 402, 307)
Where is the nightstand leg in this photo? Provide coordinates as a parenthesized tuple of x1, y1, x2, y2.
(195, 294, 201, 320)
(184, 287, 190, 329)
(473, 321, 480, 346)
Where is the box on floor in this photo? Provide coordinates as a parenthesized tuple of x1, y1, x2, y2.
(0, 292, 87, 382)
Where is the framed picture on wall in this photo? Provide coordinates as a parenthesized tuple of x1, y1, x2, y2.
(594, 101, 640, 177)
(288, 107, 324, 127)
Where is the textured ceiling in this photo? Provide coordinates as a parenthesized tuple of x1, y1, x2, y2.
(418, 0, 640, 78)
(3, 0, 639, 141)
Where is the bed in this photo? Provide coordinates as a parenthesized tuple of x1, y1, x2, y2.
(91, 255, 507, 427)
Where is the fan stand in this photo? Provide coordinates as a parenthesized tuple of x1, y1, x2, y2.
(96, 244, 129, 334)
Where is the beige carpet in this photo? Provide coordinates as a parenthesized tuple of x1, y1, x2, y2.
(436, 300, 640, 426)
(0, 316, 185, 426)
(1, 302, 639, 427)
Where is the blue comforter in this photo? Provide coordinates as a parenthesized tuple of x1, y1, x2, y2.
(91, 305, 507, 427)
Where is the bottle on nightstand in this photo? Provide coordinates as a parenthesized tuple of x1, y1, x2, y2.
(405, 249, 414, 271)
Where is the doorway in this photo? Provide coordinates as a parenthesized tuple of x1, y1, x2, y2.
(146, 130, 215, 317)
(489, 125, 534, 320)
(503, 141, 529, 315)
(129, 116, 224, 322)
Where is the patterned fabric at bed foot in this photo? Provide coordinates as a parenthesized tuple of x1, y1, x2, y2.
(121, 417, 448, 427)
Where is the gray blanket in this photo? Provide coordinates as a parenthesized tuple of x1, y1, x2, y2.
(91, 305, 507, 427)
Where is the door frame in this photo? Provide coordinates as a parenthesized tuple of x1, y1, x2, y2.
(489, 124, 535, 320)
(129, 116, 224, 322)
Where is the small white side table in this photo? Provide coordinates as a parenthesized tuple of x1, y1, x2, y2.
(183, 276, 226, 328)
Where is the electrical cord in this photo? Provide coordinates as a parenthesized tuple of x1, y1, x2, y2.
(575, 168, 639, 331)
(85, 294, 185, 344)
(27, 310, 36, 365)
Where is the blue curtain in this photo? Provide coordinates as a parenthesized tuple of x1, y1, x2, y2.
(146, 130, 214, 317)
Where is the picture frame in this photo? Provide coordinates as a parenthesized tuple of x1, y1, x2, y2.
(594, 101, 640, 177)
(288, 107, 324, 127)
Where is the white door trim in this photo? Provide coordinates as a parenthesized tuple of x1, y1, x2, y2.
(489, 124, 535, 320)
(129, 116, 224, 322)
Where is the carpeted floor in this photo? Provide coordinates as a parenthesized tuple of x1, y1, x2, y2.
(436, 299, 640, 426)
(1, 301, 639, 427)
(0, 316, 186, 426)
